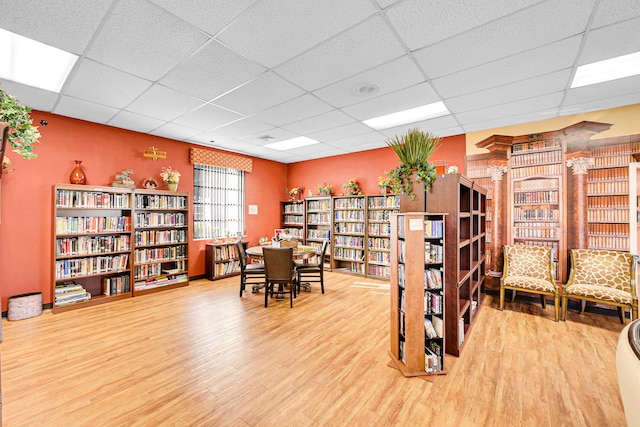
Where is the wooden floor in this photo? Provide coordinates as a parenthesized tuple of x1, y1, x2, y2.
(0, 272, 629, 426)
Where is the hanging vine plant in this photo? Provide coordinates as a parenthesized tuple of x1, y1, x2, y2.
(0, 86, 42, 159)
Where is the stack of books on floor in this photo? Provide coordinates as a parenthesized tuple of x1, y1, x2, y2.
(55, 281, 91, 306)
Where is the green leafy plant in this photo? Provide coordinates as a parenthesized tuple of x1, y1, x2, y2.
(385, 128, 441, 199)
(316, 183, 333, 195)
(0, 86, 42, 159)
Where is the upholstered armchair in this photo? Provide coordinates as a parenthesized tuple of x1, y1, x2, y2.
(500, 244, 560, 321)
(563, 249, 638, 323)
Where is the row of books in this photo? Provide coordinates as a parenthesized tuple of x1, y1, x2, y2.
(134, 229, 187, 246)
(368, 264, 390, 278)
(586, 181, 629, 195)
(307, 199, 331, 212)
(135, 194, 187, 210)
(367, 250, 390, 265)
(55, 282, 92, 306)
(511, 163, 562, 178)
(307, 213, 331, 224)
(134, 246, 187, 263)
(214, 260, 240, 276)
(283, 203, 304, 214)
(587, 209, 629, 223)
(588, 167, 629, 181)
(587, 236, 630, 251)
(511, 139, 560, 152)
(134, 260, 187, 279)
(590, 142, 640, 157)
(425, 268, 442, 289)
(55, 255, 129, 279)
(512, 190, 559, 204)
(333, 198, 365, 209)
(102, 274, 131, 295)
(514, 177, 559, 191)
(587, 223, 629, 235)
(424, 316, 443, 339)
(367, 195, 399, 209)
(334, 235, 364, 247)
(425, 341, 443, 374)
(135, 212, 186, 228)
(56, 190, 130, 209)
(282, 228, 304, 239)
(334, 211, 365, 221)
(334, 223, 365, 234)
(510, 149, 562, 167)
(591, 155, 631, 168)
(587, 195, 629, 208)
(133, 273, 188, 291)
(513, 226, 558, 239)
(368, 237, 391, 250)
(424, 242, 443, 264)
(307, 229, 331, 240)
(513, 208, 559, 221)
(56, 216, 132, 234)
(212, 244, 239, 261)
(424, 220, 444, 238)
(368, 210, 393, 221)
(424, 290, 442, 315)
(283, 215, 304, 224)
(56, 235, 130, 257)
(333, 247, 365, 261)
(368, 223, 391, 236)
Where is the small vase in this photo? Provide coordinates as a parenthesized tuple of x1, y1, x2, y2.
(380, 186, 390, 194)
(168, 182, 178, 191)
(69, 160, 86, 185)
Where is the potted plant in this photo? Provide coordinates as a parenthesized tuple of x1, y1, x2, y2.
(316, 183, 333, 196)
(385, 128, 441, 205)
(377, 174, 393, 194)
(160, 166, 181, 191)
(342, 178, 361, 195)
(0, 86, 42, 161)
(286, 186, 303, 201)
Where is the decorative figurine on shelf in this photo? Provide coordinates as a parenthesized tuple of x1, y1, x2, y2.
(316, 183, 333, 196)
(70, 160, 87, 185)
(112, 169, 135, 189)
(143, 177, 159, 189)
(342, 178, 361, 195)
(286, 186, 303, 201)
(448, 165, 459, 174)
(377, 174, 393, 194)
(160, 166, 180, 191)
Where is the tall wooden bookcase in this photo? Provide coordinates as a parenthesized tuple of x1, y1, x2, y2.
(305, 196, 332, 268)
(390, 212, 446, 376)
(425, 174, 487, 357)
(53, 184, 133, 312)
(281, 200, 305, 241)
(332, 195, 366, 275)
(367, 194, 399, 279)
(132, 189, 189, 295)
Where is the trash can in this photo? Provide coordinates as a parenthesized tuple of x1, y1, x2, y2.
(8, 292, 43, 321)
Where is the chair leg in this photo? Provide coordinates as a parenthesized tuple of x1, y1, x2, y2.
(553, 294, 559, 322)
(264, 283, 270, 307)
(499, 286, 505, 311)
(618, 307, 625, 324)
(240, 274, 245, 297)
(580, 300, 586, 314)
(511, 290, 516, 303)
(320, 271, 324, 294)
(539, 294, 547, 309)
(562, 296, 568, 321)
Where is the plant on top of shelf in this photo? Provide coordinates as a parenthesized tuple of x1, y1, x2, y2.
(316, 183, 333, 195)
(286, 186, 303, 201)
(385, 128, 441, 200)
(0, 85, 42, 160)
(160, 166, 181, 184)
(342, 178, 361, 195)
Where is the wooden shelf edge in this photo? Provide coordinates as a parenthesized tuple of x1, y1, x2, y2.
(52, 292, 131, 313)
(133, 281, 189, 296)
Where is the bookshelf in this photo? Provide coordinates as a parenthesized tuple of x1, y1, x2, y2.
(389, 212, 446, 376)
(205, 241, 241, 280)
(425, 174, 487, 357)
(367, 194, 399, 279)
(305, 196, 332, 268)
(52, 184, 133, 312)
(332, 195, 366, 275)
(281, 200, 305, 241)
(132, 189, 189, 295)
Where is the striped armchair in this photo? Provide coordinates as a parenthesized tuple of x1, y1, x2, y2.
(563, 249, 638, 323)
(500, 244, 560, 321)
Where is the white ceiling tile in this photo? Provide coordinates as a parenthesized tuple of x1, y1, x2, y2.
(560, 92, 640, 117)
(379, 115, 461, 138)
(64, 59, 153, 109)
(212, 72, 305, 115)
(275, 16, 406, 91)
(126, 85, 207, 121)
(385, 0, 543, 50)
(53, 96, 119, 124)
(445, 70, 572, 113)
(217, 0, 377, 68)
(172, 103, 244, 131)
(87, 0, 209, 81)
(456, 93, 564, 125)
(242, 128, 299, 145)
(563, 75, 640, 107)
(430, 36, 582, 98)
(149, 0, 258, 36)
(591, 0, 640, 28)
(341, 82, 441, 121)
(160, 40, 266, 100)
(325, 131, 387, 150)
(309, 122, 375, 143)
(288, 142, 346, 156)
(463, 110, 560, 133)
(413, 0, 595, 79)
(210, 117, 273, 138)
(282, 110, 355, 135)
(313, 55, 424, 108)
(108, 111, 166, 134)
(0, 79, 58, 112)
(150, 122, 202, 141)
(375, 0, 402, 9)
(578, 17, 640, 65)
(251, 94, 334, 127)
(0, 0, 112, 54)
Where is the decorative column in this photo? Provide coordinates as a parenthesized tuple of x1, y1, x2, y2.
(566, 156, 594, 249)
(487, 165, 508, 276)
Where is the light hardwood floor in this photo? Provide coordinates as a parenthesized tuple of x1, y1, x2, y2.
(0, 272, 628, 426)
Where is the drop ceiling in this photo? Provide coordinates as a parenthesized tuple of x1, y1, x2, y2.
(1, 0, 639, 163)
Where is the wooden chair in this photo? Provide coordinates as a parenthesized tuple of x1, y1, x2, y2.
(263, 247, 296, 308)
(500, 244, 560, 321)
(296, 239, 329, 294)
(563, 249, 638, 323)
(237, 241, 265, 297)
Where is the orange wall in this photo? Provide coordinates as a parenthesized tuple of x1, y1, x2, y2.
(0, 111, 286, 308)
(286, 134, 466, 195)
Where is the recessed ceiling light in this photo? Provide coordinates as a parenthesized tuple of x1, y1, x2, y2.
(265, 136, 320, 151)
(258, 135, 277, 142)
(362, 101, 450, 130)
(0, 28, 78, 93)
(571, 51, 640, 88)
(352, 83, 380, 97)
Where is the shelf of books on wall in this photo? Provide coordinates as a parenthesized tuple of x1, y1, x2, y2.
(465, 157, 493, 267)
(205, 241, 241, 280)
(332, 195, 366, 275)
(132, 190, 189, 295)
(281, 200, 305, 241)
(366, 194, 399, 279)
(52, 184, 134, 313)
(586, 144, 633, 251)
(305, 196, 332, 268)
(389, 213, 445, 377)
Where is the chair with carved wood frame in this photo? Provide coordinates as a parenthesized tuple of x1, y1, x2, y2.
(500, 244, 560, 321)
(563, 249, 638, 323)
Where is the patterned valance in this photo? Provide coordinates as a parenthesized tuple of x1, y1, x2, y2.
(189, 148, 252, 172)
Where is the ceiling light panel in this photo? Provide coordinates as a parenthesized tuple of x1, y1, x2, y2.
(265, 136, 320, 151)
(571, 51, 640, 88)
(363, 102, 450, 130)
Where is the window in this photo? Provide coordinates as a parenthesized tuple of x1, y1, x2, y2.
(193, 164, 245, 240)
